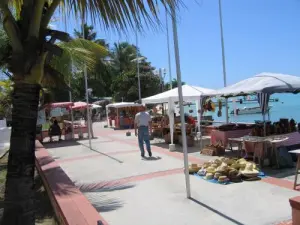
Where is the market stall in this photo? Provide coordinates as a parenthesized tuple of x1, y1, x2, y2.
(142, 84, 216, 148)
(37, 102, 74, 141)
(203, 72, 300, 166)
(106, 102, 144, 129)
(70, 101, 94, 138)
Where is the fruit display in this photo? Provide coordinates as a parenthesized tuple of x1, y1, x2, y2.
(251, 118, 297, 137)
(194, 157, 261, 184)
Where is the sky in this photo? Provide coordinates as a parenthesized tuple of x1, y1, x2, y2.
(55, 0, 300, 90)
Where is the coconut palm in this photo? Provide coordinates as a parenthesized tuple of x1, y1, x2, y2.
(0, 1, 180, 224)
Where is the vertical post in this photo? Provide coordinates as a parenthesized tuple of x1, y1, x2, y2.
(69, 77, 75, 139)
(82, 15, 92, 149)
(165, 6, 173, 90)
(65, 17, 75, 139)
(135, 28, 142, 102)
(218, 0, 229, 124)
(171, 5, 191, 198)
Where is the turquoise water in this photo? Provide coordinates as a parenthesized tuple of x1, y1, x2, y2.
(184, 93, 300, 124)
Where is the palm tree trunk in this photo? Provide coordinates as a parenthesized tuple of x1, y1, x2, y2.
(2, 82, 41, 225)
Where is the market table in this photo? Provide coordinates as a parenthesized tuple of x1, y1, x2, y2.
(288, 149, 300, 190)
(210, 129, 252, 147)
(244, 132, 300, 153)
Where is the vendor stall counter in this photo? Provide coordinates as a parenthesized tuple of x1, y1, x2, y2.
(106, 102, 144, 129)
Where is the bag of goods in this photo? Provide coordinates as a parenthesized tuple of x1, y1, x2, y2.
(197, 167, 206, 176)
(214, 172, 222, 180)
(228, 169, 242, 183)
(218, 176, 229, 184)
(240, 163, 259, 178)
(206, 166, 216, 174)
(205, 173, 214, 180)
(189, 164, 200, 174)
(237, 158, 248, 169)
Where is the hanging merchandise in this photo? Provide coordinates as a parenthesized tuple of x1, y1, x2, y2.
(50, 107, 63, 117)
(203, 99, 216, 112)
(217, 99, 223, 117)
(37, 109, 46, 125)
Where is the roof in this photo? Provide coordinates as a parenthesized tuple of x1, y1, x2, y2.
(210, 72, 300, 97)
(46, 102, 74, 109)
(142, 84, 216, 104)
(106, 102, 143, 109)
(72, 101, 91, 110)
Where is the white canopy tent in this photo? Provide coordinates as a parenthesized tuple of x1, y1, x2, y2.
(210, 72, 300, 97)
(142, 84, 216, 146)
(205, 72, 300, 135)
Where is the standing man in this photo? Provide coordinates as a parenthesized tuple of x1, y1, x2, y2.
(134, 106, 152, 158)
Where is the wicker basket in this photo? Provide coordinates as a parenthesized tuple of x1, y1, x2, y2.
(201, 144, 225, 156)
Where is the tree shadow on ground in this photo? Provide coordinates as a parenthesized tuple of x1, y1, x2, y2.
(34, 173, 56, 222)
(77, 181, 136, 213)
(43, 140, 81, 149)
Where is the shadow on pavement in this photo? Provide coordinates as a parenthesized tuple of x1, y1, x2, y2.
(142, 156, 162, 161)
(77, 182, 135, 213)
(43, 140, 81, 149)
(189, 197, 244, 225)
(80, 143, 123, 164)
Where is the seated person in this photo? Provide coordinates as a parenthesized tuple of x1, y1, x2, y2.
(48, 120, 62, 142)
(184, 113, 196, 126)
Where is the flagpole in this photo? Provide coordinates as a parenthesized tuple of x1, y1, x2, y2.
(81, 15, 92, 149)
(165, 6, 173, 90)
(218, 0, 229, 124)
(136, 27, 142, 102)
(171, 5, 191, 198)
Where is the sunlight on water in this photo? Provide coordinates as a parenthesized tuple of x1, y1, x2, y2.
(184, 93, 300, 123)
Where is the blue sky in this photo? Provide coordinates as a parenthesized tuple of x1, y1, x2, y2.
(55, 0, 300, 89)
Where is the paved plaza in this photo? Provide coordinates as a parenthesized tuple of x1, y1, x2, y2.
(42, 122, 298, 225)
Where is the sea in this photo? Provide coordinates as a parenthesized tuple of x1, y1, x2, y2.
(183, 93, 300, 124)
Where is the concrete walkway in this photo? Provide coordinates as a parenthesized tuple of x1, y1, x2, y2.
(43, 122, 298, 225)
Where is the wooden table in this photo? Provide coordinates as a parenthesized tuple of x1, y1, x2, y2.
(210, 129, 252, 147)
(288, 149, 300, 190)
(228, 137, 244, 157)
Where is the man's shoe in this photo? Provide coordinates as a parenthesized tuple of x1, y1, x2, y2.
(141, 153, 145, 158)
(148, 151, 152, 157)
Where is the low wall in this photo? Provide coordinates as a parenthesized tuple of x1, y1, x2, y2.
(290, 196, 300, 225)
(35, 141, 107, 225)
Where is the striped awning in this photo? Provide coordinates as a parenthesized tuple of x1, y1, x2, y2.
(257, 93, 270, 115)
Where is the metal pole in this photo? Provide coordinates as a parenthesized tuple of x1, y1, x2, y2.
(135, 28, 142, 102)
(165, 6, 173, 90)
(82, 15, 92, 149)
(218, 0, 229, 124)
(69, 76, 75, 139)
(171, 5, 191, 198)
(65, 17, 75, 139)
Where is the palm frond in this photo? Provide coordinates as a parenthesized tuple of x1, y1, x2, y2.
(58, 0, 182, 32)
(46, 38, 107, 88)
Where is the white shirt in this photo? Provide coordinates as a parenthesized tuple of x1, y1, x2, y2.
(135, 111, 151, 127)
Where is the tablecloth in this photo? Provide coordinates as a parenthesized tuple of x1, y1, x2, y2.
(245, 132, 300, 153)
(210, 129, 252, 147)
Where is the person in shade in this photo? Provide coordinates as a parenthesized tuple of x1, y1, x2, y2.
(48, 119, 62, 142)
(134, 106, 152, 158)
